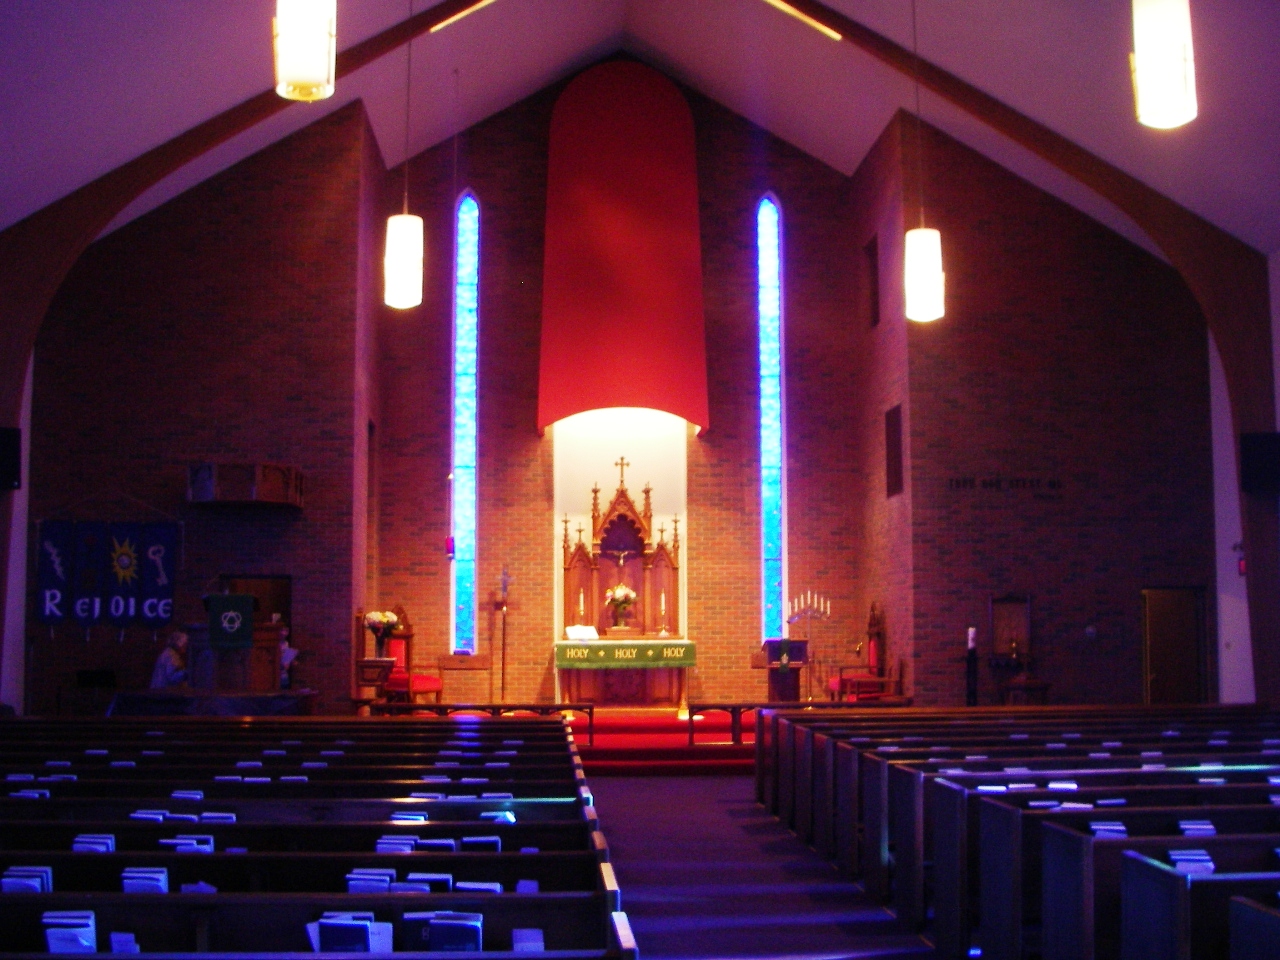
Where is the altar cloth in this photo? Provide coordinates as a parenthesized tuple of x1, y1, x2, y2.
(555, 639, 695, 669)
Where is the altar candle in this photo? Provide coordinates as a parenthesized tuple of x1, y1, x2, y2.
(967, 626, 977, 650)
(661, 591, 666, 617)
(578, 589, 584, 619)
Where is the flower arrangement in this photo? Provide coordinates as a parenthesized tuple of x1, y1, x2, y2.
(364, 610, 399, 657)
(604, 584, 636, 626)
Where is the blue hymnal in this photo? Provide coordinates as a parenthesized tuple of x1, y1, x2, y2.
(121, 867, 168, 894)
(405, 872, 452, 891)
(402, 911, 482, 952)
(417, 838, 457, 852)
(512, 927, 545, 952)
(3, 865, 52, 892)
(460, 835, 501, 852)
(43, 910, 95, 953)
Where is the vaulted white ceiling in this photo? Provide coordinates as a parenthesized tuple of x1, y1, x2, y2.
(2, 0, 1277, 259)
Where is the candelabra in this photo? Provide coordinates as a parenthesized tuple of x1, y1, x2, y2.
(785, 591, 830, 700)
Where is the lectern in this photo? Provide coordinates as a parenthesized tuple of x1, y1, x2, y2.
(761, 639, 807, 702)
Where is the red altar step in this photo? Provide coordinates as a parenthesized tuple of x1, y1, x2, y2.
(566, 708, 755, 776)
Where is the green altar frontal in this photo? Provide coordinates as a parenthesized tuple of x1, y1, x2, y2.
(554, 639, 695, 669)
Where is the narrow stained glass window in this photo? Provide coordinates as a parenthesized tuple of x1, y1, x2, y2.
(452, 194, 479, 654)
(758, 197, 785, 638)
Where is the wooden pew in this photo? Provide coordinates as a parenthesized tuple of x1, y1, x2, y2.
(0, 715, 632, 957)
(1120, 843, 1280, 960)
(1229, 896, 1280, 960)
(874, 751, 1280, 927)
(996, 805, 1280, 960)
(0, 889, 626, 954)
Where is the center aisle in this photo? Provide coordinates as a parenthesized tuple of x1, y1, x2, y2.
(591, 775, 933, 960)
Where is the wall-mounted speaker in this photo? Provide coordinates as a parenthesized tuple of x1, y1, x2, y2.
(0, 428, 19, 490)
(1240, 432, 1280, 495)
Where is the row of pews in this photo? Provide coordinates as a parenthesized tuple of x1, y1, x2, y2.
(758, 703, 1280, 960)
(0, 714, 636, 957)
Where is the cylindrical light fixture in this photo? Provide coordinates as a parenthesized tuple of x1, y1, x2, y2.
(1131, 0, 1197, 129)
(385, 213, 424, 309)
(904, 227, 945, 323)
(273, 0, 337, 102)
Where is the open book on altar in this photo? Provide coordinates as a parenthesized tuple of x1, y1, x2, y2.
(564, 625, 599, 641)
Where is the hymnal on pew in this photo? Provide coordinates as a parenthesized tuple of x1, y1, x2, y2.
(73, 834, 115, 853)
(43, 910, 95, 953)
(456, 880, 502, 893)
(108, 932, 140, 953)
(3, 865, 52, 892)
(171, 790, 203, 801)
(307, 912, 393, 952)
(121, 867, 168, 893)
(1168, 849, 1215, 874)
(512, 927, 545, 952)
(401, 911, 482, 951)
(405, 872, 452, 891)
(460, 835, 502, 852)
(346, 868, 395, 893)
(416, 838, 456, 852)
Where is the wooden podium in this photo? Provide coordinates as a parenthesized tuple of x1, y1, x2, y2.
(751, 639, 808, 702)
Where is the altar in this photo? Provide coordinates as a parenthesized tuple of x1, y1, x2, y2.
(554, 638, 695, 708)
(555, 461, 690, 706)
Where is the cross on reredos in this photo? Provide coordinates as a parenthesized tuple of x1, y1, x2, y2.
(615, 457, 630, 487)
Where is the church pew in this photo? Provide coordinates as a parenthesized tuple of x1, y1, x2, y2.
(873, 757, 1280, 929)
(1119, 843, 1280, 960)
(0, 794, 596, 826)
(805, 725, 1277, 859)
(826, 722, 1276, 879)
(991, 806, 1280, 960)
(1042, 825, 1280, 960)
(0, 819, 608, 857)
(0, 849, 613, 896)
(930, 780, 1280, 960)
(0, 889, 625, 954)
(1229, 897, 1280, 960)
(777, 706, 1274, 848)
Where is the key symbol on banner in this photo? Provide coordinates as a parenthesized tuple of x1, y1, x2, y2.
(147, 545, 168, 586)
(44, 541, 65, 580)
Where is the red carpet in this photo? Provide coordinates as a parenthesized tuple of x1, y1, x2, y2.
(566, 708, 755, 775)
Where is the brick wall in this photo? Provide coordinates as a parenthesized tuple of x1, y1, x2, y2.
(845, 119, 917, 698)
(28, 103, 376, 714)
(900, 116, 1215, 705)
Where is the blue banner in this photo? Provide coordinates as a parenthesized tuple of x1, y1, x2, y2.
(71, 522, 110, 626)
(35, 521, 74, 624)
(138, 523, 178, 628)
(35, 521, 180, 628)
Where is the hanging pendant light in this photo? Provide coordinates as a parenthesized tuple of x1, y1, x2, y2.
(384, 1, 423, 310)
(1131, 0, 1197, 129)
(273, 0, 337, 102)
(904, 227, 945, 323)
(904, 0, 944, 323)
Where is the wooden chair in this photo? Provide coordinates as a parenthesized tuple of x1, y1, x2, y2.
(382, 607, 442, 704)
(352, 657, 395, 714)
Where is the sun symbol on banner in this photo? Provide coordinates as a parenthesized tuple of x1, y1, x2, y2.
(111, 537, 139, 586)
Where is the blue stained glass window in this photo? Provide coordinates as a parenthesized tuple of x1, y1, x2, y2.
(452, 194, 480, 654)
(758, 197, 785, 638)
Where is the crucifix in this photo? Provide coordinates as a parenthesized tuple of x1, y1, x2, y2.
(615, 456, 630, 487)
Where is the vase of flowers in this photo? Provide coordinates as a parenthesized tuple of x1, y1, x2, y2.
(604, 584, 636, 627)
(364, 610, 399, 658)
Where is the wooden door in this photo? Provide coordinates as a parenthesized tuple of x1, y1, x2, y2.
(1142, 588, 1205, 704)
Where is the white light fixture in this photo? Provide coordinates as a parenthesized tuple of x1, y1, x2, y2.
(384, 2, 423, 310)
(385, 214, 424, 309)
(904, 0, 944, 323)
(904, 228, 945, 323)
(1131, 0, 1197, 129)
(273, 0, 336, 102)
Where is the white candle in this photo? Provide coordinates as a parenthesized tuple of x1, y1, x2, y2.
(661, 591, 666, 616)
(967, 626, 977, 650)
(578, 589, 584, 618)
